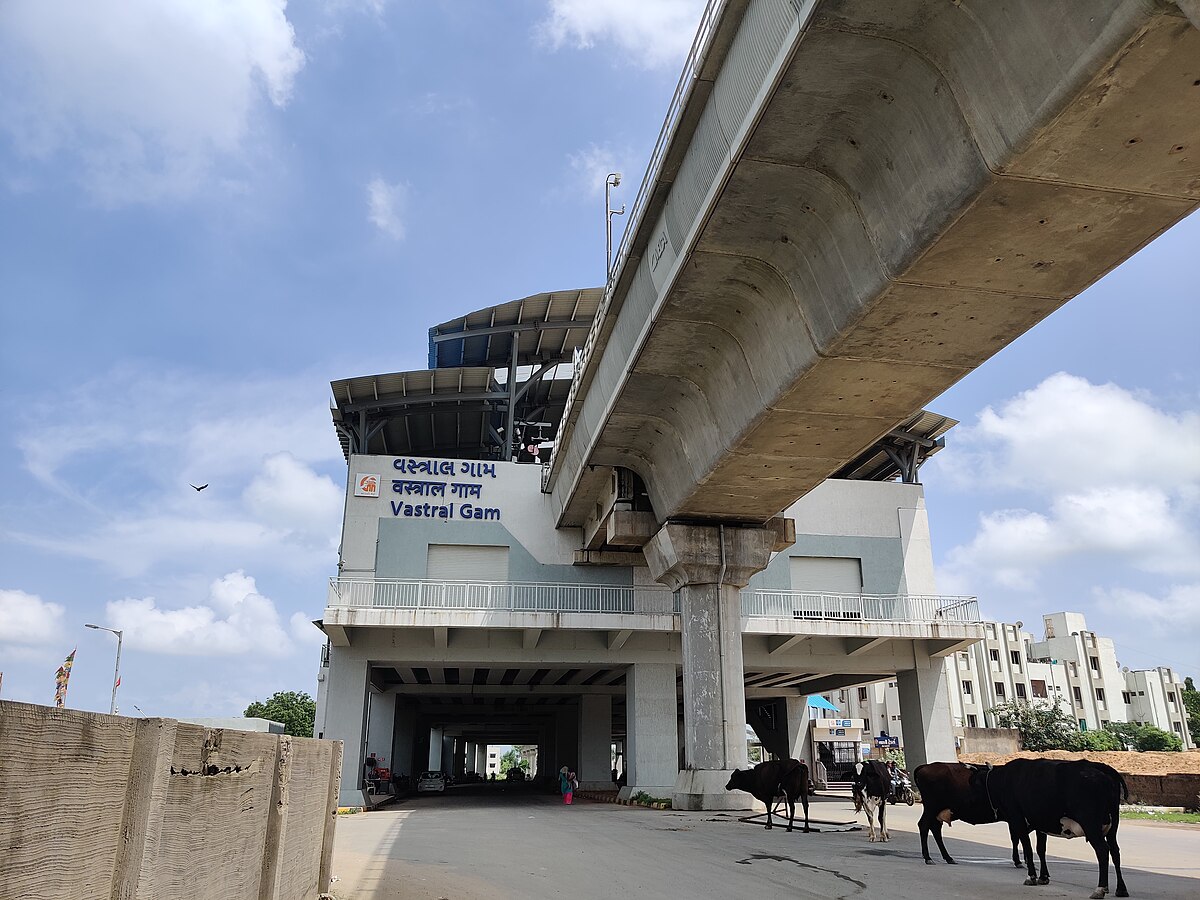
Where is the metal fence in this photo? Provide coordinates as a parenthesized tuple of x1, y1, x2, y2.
(328, 579, 980, 624)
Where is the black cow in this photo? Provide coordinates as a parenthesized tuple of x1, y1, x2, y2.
(991, 759, 1129, 899)
(913, 762, 1023, 866)
(725, 758, 811, 832)
(851, 759, 891, 842)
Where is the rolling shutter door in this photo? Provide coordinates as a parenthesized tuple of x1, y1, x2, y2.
(426, 544, 510, 582)
(789, 557, 862, 594)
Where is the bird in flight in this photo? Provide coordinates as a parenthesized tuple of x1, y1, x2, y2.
(189, 483, 209, 492)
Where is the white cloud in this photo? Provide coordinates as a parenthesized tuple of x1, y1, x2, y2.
(1095, 583, 1200, 636)
(0, 0, 305, 203)
(6, 364, 342, 578)
(290, 611, 327, 646)
(0, 589, 66, 645)
(107, 570, 292, 656)
(243, 452, 343, 542)
(537, 0, 705, 69)
(367, 177, 407, 240)
(568, 144, 632, 200)
(937, 374, 1200, 593)
(944, 373, 1200, 494)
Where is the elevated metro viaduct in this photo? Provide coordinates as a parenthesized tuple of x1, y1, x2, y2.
(318, 1, 1200, 808)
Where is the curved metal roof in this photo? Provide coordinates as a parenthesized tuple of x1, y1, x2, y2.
(830, 410, 958, 483)
(428, 288, 602, 370)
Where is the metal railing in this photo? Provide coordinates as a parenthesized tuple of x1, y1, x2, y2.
(328, 578, 675, 616)
(327, 579, 980, 624)
(543, 0, 728, 489)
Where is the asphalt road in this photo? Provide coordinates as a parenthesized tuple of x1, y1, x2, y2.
(330, 785, 1199, 900)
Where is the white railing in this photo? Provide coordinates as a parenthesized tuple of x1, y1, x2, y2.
(327, 579, 980, 624)
(742, 592, 981, 624)
(328, 578, 675, 616)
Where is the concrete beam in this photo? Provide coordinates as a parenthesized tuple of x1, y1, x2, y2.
(845, 637, 890, 657)
(768, 634, 809, 656)
(607, 629, 633, 651)
(522, 629, 542, 650)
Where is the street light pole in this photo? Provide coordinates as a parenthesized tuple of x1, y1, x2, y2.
(605, 173, 625, 283)
(85, 623, 123, 715)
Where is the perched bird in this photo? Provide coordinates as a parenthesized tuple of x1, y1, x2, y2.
(189, 483, 209, 492)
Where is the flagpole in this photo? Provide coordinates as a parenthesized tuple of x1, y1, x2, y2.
(86, 624, 123, 715)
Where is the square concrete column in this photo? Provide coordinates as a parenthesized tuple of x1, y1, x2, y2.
(578, 694, 614, 789)
(620, 662, 678, 800)
(427, 727, 443, 772)
(897, 655, 956, 769)
(645, 522, 777, 810)
(366, 691, 395, 769)
(324, 649, 370, 806)
(393, 701, 416, 780)
(785, 695, 813, 767)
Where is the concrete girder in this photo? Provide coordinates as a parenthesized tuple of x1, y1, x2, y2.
(552, 0, 1200, 526)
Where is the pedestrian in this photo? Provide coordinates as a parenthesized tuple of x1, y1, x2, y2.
(559, 765, 574, 805)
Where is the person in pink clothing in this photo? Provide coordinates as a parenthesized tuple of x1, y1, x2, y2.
(559, 766, 574, 804)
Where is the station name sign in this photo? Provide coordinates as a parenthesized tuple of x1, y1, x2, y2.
(354, 457, 502, 521)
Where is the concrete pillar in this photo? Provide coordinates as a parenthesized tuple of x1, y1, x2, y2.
(428, 727, 443, 772)
(325, 649, 370, 806)
(393, 702, 416, 780)
(578, 694, 614, 788)
(555, 708, 579, 775)
(784, 696, 813, 768)
(644, 522, 776, 810)
(620, 662, 678, 800)
(897, 653, 956, 769)
(366, 691, 395, 769)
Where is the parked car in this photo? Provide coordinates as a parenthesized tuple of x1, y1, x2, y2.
(416, 771, 446, 793)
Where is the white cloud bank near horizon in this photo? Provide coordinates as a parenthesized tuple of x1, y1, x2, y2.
(935, 373, 1200, 666)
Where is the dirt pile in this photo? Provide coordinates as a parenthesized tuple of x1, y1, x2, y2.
(957, 749, 1200, 776)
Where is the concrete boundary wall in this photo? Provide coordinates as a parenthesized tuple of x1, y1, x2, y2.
(0, 700, 342, 900)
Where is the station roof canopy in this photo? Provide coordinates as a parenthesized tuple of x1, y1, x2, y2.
(830, 410, 957, 483)
(428, 287, 602, 370)
(330, 365, 575, 462)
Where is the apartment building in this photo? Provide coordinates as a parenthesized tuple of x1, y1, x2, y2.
(835, 611, 1193, 751)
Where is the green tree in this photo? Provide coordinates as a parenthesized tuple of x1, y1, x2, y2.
(499, 747, 529, 774)
(244, 690, 316, 737)
(1182, 677, 1200, 747)
(987, 699, 1077, 751)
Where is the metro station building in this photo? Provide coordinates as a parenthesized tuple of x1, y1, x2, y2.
(315, 290, 984, 808)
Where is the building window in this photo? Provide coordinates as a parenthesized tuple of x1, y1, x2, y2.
(1096, 688, 1105, 703)
(967, 714, 978, 728)
(1010, 650, 1022, 667)
(1015, 683, 1027, 700)
(1031, 680, 1048, 699)
(1090, 656, 1100, 672)
(989, 649, 1000, 662)
(995, 682, 1005, 698)
(858, 687, 868, 702)
(962, 681, 973, 696)
(1122, 691, 1131, 704)
(1073, 686, 1082, 703)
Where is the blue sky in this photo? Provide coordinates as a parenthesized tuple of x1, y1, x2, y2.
(1, 1, 1197, 716)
